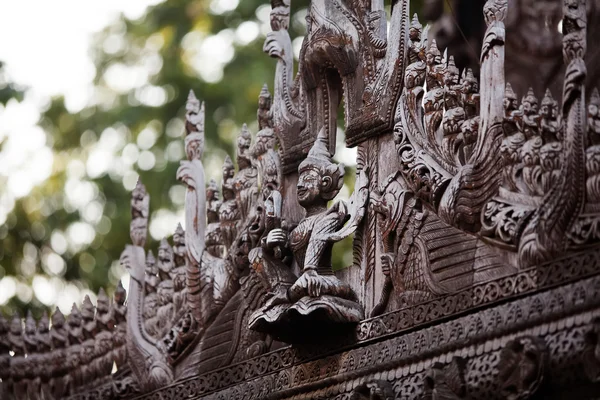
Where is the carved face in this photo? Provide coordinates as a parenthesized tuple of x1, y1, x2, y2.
(409, 27, 420, 42)
(158, 247, 167, 263)
(297, 168, 323, 207)
(540, 102, 554, 119)
(504, 97, 517, 113)
(522, 99, 538, 115)
(589, 102, 600, 134)
(158, 284, 174, 306)
(222, 164, 235, 182)
(445, 69, 459, 86)
(143, 295, 157, 319)
(173, 231, 184, 247)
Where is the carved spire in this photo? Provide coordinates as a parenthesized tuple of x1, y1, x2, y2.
(97, 288, 109, 312)
(428, 39, 442, 61)
(258, 83, 273, 130)
(130, 180, 150, 247)
(177, 93, 208, 324)
(505, 83, 517, 103)
(410, 13, 422, 35)
(67, 303, 83, 345)
(36, 311, 51, 352)
(518, 0, 588, 266)
(24, 310, 37, 353)
(523, 87, 539, 111)
(445, 56, 459, 85)
(185, 90, 205, 161)
(145, 249, 159, 294)
(173, 223, 186, 269)
(541, 88, 554, 108)
(81, 295, 95, 321)
(50, 307, 68, 349)
(237, 123, 253, 169)
(222, 155, 235, 185)
(157, 238, 174, 280)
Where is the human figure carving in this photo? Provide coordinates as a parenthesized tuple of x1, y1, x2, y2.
(520, 88, 544, 196)
(80, 295, 98, 387)
(219, 156, 240, 250)
(171, 223, 187, 316)
(500, 83, 526, 193)
(249, 129, 365, 341)
(539, 89, 562, 193)
(442, 56, 466, 164)
(157, 238, 175, 281)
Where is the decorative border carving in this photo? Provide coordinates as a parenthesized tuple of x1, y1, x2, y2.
(130, 269, 600, 400)
(69, 248, 600, 400)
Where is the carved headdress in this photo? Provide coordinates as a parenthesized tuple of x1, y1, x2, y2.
(523, 87, 539, 110)
(298, 128, 345, 201)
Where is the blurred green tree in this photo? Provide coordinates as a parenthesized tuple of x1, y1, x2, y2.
(0, 0, 424, 317)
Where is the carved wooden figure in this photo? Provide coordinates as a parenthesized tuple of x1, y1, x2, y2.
(11, 0, 600, 399)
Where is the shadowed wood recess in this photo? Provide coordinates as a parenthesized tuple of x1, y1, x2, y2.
(3, 0, 600, 399)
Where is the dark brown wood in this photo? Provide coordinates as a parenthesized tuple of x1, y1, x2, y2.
(3, 0, 600, 399)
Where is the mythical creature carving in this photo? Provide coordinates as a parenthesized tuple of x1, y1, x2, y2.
(121, 181, 173, 391)
(518, 0, 588, 266)
(10, 1, 600, 399)
(497, 336, 548, 400)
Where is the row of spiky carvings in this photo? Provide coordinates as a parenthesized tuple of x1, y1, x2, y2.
(2, 0, 600, 399)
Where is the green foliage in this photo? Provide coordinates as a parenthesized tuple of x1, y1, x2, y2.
(0, 0, 425, 317)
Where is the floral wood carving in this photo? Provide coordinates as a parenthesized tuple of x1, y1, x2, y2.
(8, 0, 600, 399)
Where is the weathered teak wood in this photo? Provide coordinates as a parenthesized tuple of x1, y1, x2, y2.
(3, 0, 600, 399)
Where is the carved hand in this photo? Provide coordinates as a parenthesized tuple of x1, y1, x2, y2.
(380, 253, 395, 276)
(298, 268, 322, 297)
(266, 228, 287, 248)
(263, 31, 287, 59)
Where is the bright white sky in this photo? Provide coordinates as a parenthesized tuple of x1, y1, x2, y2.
(0, 0, 165, 312)
(0, 0, 164, 106)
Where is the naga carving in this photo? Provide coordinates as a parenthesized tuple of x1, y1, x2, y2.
(120, 181, 174, 391)
(4, 1, 600, 399)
